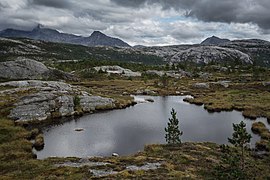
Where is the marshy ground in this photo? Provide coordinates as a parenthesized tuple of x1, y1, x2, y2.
(1, 68, 270, 179)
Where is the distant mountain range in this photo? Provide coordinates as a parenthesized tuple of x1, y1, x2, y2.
(0, 25, 130, 47)
(1, 26, 270, 67)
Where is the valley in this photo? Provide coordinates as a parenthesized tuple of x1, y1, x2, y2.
(0, 35, 270, 179)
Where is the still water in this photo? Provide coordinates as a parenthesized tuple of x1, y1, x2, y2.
(36, 96, 269, 159)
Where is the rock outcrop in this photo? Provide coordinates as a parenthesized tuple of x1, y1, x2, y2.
(0, 80, 116, 122)
(147, 45, 253, 64)
(145, 70, 191, 78)
(192, 83, 210, 89)
(0, 58, 76, 81)
(94, 66, 141, 77)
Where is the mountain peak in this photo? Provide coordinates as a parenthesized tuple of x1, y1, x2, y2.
(90, 31, 106, 37)
(201, 36, 230, 45)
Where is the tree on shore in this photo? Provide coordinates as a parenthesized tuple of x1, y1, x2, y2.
(228, 121, 252, 171)
(165, 108, 183, 144)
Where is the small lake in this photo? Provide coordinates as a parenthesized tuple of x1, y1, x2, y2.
(36, 96, 270, 159)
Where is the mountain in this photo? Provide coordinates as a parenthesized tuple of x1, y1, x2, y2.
(201, 36, 230, 45)
(0, 37, 162, 65)
(0, 25, 130, 47)
(75, 31, 130, 47)
(1, 35, 270, 67)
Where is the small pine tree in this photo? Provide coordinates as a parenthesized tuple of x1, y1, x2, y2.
(165, 108, 183, 144)
(228, 121, 252, 171)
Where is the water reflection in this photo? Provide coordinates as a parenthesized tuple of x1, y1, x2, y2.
(37, 96, 269, 159)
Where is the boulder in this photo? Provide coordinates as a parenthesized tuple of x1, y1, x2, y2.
(79, 95, 115, 112)
(94, 66, 141, 77)
(192, 83, 210, 89)
(0, 58, 77, 81)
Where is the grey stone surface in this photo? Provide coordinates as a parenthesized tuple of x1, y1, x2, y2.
(94, 66, 141, 77)
(2, 80, 116, 122)
(79, 95, 115, 112)
(126, 162, 162, 171)
(192, 83, 210, 89)
(0, 58, 49, 80)
(89, 169, 118, 177)
(0, 58, 76, 81)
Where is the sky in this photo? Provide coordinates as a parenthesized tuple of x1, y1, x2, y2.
(1, 0, 270, 46)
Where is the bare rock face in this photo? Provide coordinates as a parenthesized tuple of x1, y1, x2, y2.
(0, 58, 76, 81)
(1, 80, 116, 122)
(192, 83, 210, 89)
(94, 66, 141, 77)
(79, 95, 115, 112)
(0, 58, 49, 80)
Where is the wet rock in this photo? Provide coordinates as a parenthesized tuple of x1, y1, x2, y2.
(145, 98, 154, 103)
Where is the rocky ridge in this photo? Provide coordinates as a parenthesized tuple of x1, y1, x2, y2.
(0, 25, 130, 47)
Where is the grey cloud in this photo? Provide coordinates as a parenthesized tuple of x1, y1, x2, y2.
(110, 0, 147, 7)
(111, 0, 270, 30)
(29, 0, 72, 9)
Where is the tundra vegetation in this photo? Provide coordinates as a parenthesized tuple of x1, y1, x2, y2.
(0, 38, 270, 179)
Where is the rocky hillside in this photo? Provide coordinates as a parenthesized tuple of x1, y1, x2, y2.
(0, 25, 130, 47)
(223, 39, 270, 66)
(141, 45, 252, 65)
(0, 36, 270, 67)
(0, 37, 162, 65)
(137, 38, 270, 66)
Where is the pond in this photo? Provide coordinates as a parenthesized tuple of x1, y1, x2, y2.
(36, 96, 269, 159)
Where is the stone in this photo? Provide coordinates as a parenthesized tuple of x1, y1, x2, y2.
(4, 80, 116, 122)
(56, 95, 75, 116)
(126, 162, 162, 171)
(145, 98, 154, 102)
(94, 66, 141, 77)
(74, 128, 84, 132)
(79, 95, 115, 112)
(262, 82, 270, 86)
(112, 153, 119, 157)
(0, 58, 76, 81)
(192, 83, 209, 89)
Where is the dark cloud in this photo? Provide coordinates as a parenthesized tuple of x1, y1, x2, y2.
(110, 0, 147, 7)
(29, 0, 72, 9)
(0, 0, 270, 45)
(111, 0, 270, 30)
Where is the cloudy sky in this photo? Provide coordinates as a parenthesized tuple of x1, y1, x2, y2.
(1, 0, 270, 46)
